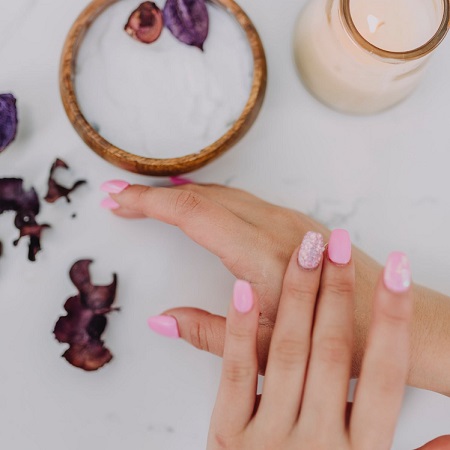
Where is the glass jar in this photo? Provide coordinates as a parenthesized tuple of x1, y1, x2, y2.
(294, 0, 449, 115)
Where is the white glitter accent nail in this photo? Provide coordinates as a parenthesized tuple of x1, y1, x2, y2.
(298, 231, 324, 269)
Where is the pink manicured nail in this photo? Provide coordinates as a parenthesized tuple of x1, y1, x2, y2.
(169, 176, 194, 186)
(148, 315, 180, 338)
(100, 180, 130, 194)
(384, 252, 411, 293)
(233, 280, 254, 313)
(100, 197, 120, 210)
(298, 231, 324, 269)
(328, 229, 352, 265)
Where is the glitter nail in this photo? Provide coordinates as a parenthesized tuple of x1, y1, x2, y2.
(298, 231, 325, 270)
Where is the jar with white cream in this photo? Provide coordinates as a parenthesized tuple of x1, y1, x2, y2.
(294, 0, 449, 115)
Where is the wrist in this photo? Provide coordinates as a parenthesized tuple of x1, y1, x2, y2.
(408, 285, 450, 396)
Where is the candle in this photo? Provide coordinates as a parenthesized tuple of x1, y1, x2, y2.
(294, 0, 448, 114)
(75, 0, 253, 158)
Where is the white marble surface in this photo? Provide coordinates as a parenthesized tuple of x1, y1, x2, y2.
(0, 0, 449, 449)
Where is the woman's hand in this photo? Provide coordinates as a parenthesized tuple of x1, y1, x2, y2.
(209, 233, 413, 449)
(101, 180, 450, 396)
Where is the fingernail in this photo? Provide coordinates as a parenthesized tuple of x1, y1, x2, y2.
(100, 197, 120, 210)
(384, 252, 412, 293)
(328, 229, 352, 265)
(298, 231, 324, 269)
(100, 179, 130, 194)
(233, 280, 254, 313)
(169, 176, 194, 186)
(147, 315, 180, 338)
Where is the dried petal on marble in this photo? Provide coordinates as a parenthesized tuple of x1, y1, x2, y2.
(163, 0, 209, 50)
(0, 178, 39, 216)
(13, 216, 50, 262)
(0, 178, 50, 261)
(54, 260, 118, 371)
(0, 94, 18, 152)
(44, 158, 87, 204)
(69, 260, 118, 313)
(125, 2, 164, 44)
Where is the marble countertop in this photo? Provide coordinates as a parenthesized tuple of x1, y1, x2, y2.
(0, 0, 449, 449)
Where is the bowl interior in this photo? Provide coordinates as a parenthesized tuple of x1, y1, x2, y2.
(60, 0, 267, 176)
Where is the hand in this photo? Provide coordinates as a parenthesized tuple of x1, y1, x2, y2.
(209, 237, 406, 449)
(102, 180, 450, 396)
(208, 240, 445, 450)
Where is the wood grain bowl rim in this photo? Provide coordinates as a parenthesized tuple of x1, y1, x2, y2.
(60, 0, 267, 176)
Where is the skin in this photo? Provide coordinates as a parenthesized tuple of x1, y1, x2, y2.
(208, 244, 412, 449)
(108, 182, 450, 397)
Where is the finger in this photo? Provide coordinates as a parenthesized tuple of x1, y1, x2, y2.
(111, 184, 262, 264)
(170, 183, 268, 219)
(416, 435, 450, 450)
(149, 306, 273, 373)
(210, 280, 260, 433)
(112, 208, 146, 219)
(257, 232, 324, 432)
(299, 229, 355, 434)
(160, 307, 226, 356)
(351, 252, 413, 449)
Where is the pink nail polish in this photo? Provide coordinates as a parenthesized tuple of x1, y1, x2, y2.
(147, 315, 180, 338)
(298, 231, 324, 269)
(169, 176, 194, 186)
(328, 229, 352, 265)
(384, 252, 412, 293)
(100, 180, 130, 194)
(233, 280, 254, 313)
(100, 197, 120, 210)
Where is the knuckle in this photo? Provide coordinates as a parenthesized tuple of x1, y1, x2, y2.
(377, 306, 410, 328)
(227, 324, 253, 342)
(189, 322, 211, 353)
(223, 360, 253, 383)
(134, 186, 152, 210)
(209, 431, 242, 450)
(313, 335, 352, 365)
(173, 190, 203, 217)
(211, 431, 231, 449)
(271, 338, 310, 369)
(323, 275, 355, 297)
(283, 281, 317, 303)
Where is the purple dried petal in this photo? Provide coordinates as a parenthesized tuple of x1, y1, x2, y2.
(0, 178, 39, 216)
(54, 260, 118, 371)
(163, 0, 209, 50)
(69, 260, 118, 313)
(54, 296, 95, 345)
(0, 94, 18, 152)
(62, 342, 113, 372)
(13, 218, 50, 262)
(0, 178, 49, 261)
(125, 2, 164, 44)
(44, 158, 87, 203)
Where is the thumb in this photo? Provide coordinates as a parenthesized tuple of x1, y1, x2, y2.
(416, 436, 450, 450)
(149, 307, 226, 357)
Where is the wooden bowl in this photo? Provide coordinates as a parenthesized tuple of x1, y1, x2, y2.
(60, 0, 267, 176)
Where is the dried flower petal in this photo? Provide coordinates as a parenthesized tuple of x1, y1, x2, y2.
(125, 1, 164, 44)
(69, 260, 118, 313)
(0, 178, 39, 215)
(0, 178, 50, 261)
(54, 260, 118, 371)
(44, 158, 87, 203)
(0, 94, 18, 152)
(13, 217, 50, 262)
(163, 0, 209, 50)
